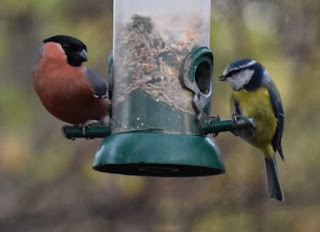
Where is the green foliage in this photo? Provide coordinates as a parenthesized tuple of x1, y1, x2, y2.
(0, 81, 33, 127)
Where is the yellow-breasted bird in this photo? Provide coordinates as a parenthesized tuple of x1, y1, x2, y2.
(219, 59, 284, 201)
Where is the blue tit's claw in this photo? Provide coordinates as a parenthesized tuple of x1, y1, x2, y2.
(212, 114, 220, 121)
(211, 115, 220, 137)
(231, 114, 241, 125)
(231, 114, 242, 136)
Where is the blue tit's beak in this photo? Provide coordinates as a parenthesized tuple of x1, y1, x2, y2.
(78, 49, 87, 62)
(219, 75, 227, 81)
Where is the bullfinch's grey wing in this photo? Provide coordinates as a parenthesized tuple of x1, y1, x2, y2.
(86, 69, 108, 98)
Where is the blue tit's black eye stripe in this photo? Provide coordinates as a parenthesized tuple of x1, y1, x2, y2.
(225, 69, 239, 78)
(224, 59, 257, 78)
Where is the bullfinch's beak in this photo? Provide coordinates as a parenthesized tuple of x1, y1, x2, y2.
(219, 75, 227, 81)
(78, 49, 87, 62)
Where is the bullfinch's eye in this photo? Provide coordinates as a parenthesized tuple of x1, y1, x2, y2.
(62, 43, 70, 51)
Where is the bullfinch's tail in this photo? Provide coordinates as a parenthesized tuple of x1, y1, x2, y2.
(264, 156, 283, 201)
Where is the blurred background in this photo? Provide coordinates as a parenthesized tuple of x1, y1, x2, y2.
(0, 0, 319, 231)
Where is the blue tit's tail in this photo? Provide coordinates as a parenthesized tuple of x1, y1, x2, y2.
(264, 156, 283, 201)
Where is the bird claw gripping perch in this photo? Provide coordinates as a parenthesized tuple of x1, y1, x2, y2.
(80, 120, 100, 136)
(207, 115, 221, 137)
(231, 114, 242, 136)
(231, 114, 256, 136)
(201, 115, 255, 136)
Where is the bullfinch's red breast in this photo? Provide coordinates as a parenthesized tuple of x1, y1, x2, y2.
(33, 35, 109, 127)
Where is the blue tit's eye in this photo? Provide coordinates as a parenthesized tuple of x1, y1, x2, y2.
(226, 70, 237, 78)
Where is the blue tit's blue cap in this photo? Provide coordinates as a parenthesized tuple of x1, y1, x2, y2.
(228, 59, 256, 71)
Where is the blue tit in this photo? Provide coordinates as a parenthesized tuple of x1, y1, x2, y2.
(219, 59, 284, 201)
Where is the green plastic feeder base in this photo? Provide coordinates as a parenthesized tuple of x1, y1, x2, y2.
(93, 132, 225, 177)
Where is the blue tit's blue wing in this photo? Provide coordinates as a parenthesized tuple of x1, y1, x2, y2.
(86, 69, 108, 98)
(266, 83, 284, 161)
(230, 94, 242, 116)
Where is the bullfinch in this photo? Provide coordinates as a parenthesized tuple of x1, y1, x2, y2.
(33, 35, 109, 131)
(219, 59, 285, 201)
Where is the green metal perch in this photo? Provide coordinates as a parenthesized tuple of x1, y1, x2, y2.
(62, 116, 255, 139)
(62, 126, 111, 140)
(202, 116, 255, 135)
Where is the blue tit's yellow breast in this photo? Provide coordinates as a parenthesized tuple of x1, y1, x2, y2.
(231, 87, 277, 154)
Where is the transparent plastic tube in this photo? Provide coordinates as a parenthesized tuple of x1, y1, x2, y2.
(112, 0, 211, 134)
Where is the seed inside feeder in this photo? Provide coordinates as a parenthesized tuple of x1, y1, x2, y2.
(113, 14, 209, 115)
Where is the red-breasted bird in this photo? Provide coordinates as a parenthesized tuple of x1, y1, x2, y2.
(220, 59, 284, 201)
(33, 35, 109, 130)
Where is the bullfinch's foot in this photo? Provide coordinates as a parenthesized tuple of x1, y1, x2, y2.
(231, 114, 242, 136)
(80, 116, 110, 138)
(80, 120, 100, 137)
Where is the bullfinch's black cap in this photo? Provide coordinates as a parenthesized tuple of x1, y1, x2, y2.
(44, 35, 87, 66)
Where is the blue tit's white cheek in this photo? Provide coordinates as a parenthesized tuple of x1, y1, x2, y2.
(227, 69, 255, 90)
(223, 66, 230, 76)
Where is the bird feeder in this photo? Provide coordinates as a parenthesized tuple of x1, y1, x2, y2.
(63, 0, 255, 177)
